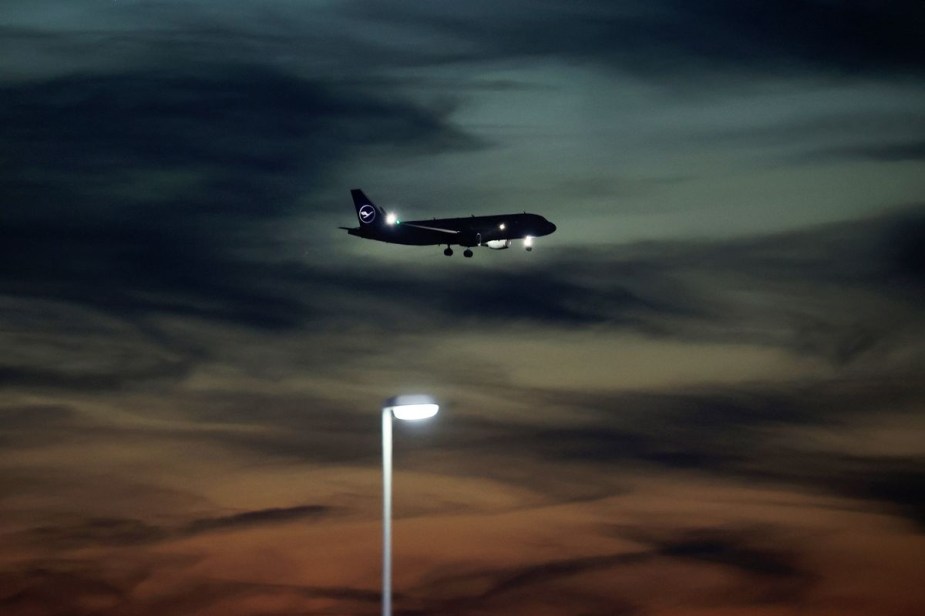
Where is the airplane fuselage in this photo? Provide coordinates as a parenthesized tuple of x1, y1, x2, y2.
(343, 189, 557, 257)
(346, 212, 555, 246)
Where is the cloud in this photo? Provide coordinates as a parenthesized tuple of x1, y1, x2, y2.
(0, 63, 479, 331)
(828, 459, 925, 529)
(3, 23, 922, 370)
(14, 203, 921, 395)
(559, 207, 925, 362)
(811, 140, 925, 163)
(0, 404, 74, 430)
(302, 206, 925, 370)
(19, 505, 333, 552)
(0, 363, 191, 393)
(0, 558, 381, 616)
(401, 524, 812, 614)
(5, 205, 921, 516)
(472, 552, 647, 604)
(6, 208, 921, 514)
(25, 518, 169, 549)
(391, 551, 646, 615)
(653, 528, 803, 579)
(345, 0, 925, 81)
(8, 2, 923, 99)
(0, 564, 127, 615)
(421, 373, 925, 528)
(182, 504, 331, 535)
(0, 6, 921, 616)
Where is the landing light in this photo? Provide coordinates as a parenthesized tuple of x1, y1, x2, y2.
(386, 212, 398, 225)
(499, 223, 506, 230)
(524, 235, 534, 247)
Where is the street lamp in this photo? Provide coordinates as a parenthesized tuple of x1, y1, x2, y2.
(381, 394, 439, 616)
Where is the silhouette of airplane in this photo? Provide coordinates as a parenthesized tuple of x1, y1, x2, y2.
(341, 189, 557, 257)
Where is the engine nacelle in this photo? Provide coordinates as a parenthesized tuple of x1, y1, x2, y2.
(485, 239, 511, 250)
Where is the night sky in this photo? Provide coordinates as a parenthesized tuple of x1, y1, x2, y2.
(2, 2, 924, 615)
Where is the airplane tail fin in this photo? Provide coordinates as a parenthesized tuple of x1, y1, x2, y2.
(350, 189, 386, 227)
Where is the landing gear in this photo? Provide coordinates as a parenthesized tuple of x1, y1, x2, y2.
(442, 246, 474, 258)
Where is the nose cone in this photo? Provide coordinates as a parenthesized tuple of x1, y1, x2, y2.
(526, 214, 557, 237)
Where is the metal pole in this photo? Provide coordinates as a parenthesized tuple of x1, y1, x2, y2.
(382, 408, 392, 616)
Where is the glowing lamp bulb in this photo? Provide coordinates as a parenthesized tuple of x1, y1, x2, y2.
(392, 404, 439, 420)
(386, 212, 398, 225)
(383, 394, 439, 421)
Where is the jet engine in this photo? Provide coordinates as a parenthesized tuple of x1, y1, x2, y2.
(485, 239, 511, 250)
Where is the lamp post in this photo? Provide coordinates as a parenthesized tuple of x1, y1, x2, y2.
(381, 394, 439, 616)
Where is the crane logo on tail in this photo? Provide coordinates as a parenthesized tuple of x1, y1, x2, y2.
(358, 204, 376, 223)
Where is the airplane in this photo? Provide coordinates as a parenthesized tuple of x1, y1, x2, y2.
(341, 189, 557, 257)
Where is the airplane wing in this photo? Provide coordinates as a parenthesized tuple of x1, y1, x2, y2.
(400, 222, 461, 235)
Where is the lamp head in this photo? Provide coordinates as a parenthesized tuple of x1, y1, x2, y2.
(383, 394, 439, 420)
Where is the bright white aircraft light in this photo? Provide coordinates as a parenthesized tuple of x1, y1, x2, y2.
(499, 223, 506, 230)
(524, 235, 533, 247)
(386, 212, 398, 225)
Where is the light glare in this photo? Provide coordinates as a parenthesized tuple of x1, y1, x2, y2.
(391, 403, 439, 420)
(383, 394, 440, 421)
(386, 212, 398, 225)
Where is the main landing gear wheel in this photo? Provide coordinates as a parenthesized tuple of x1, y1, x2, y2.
(463, 249, 474, 258)
(443, 247, 453, 256)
